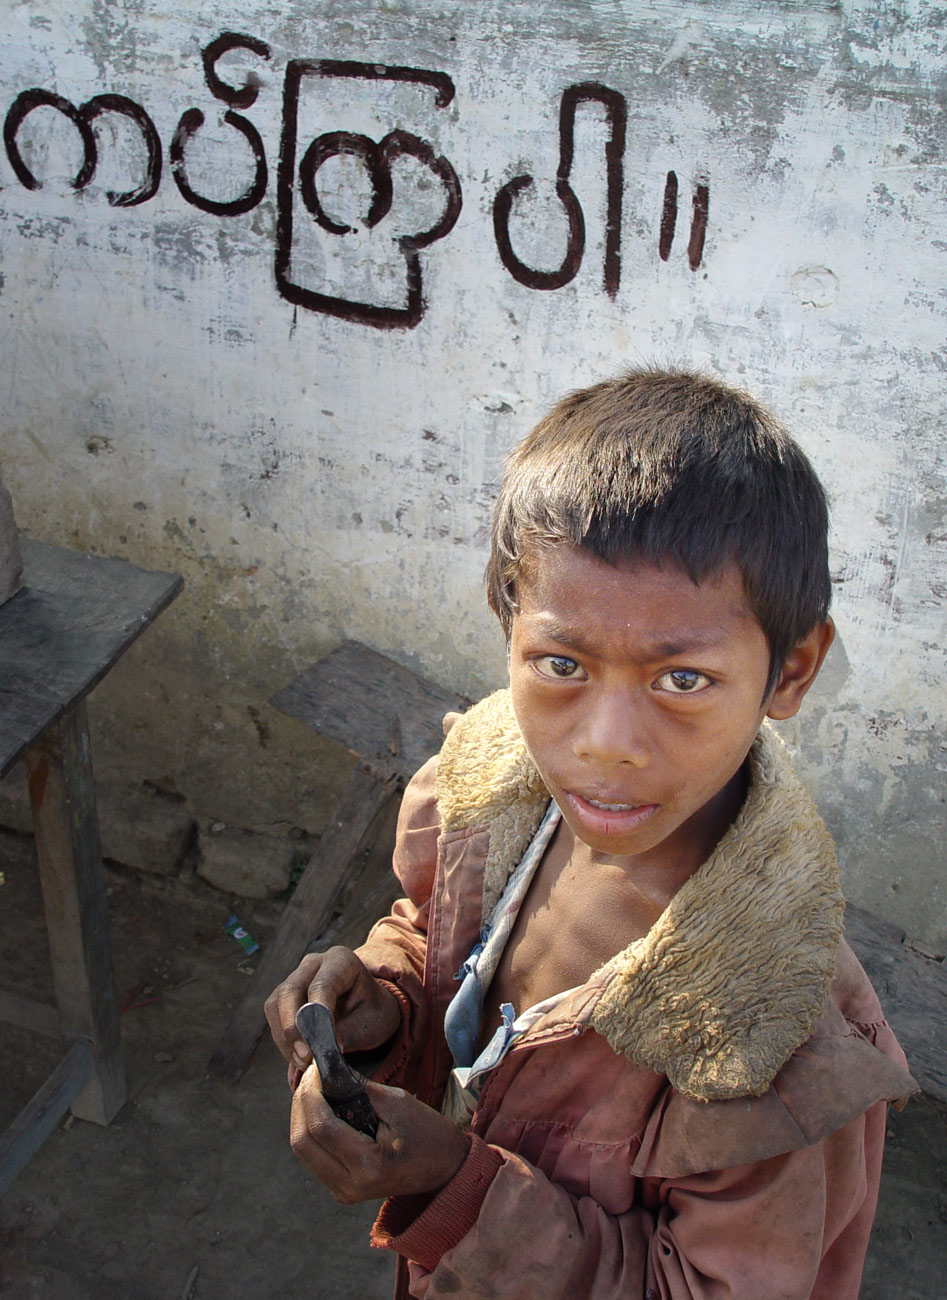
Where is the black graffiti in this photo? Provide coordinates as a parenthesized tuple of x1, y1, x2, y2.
(170, 108, 268, 216)
(276, 60, 460, 328)
(659, 170, 709, 271)
(85, 96, 162, 206)
(494, 83, 626, 297)
(299, 132, 388, 235)
(688, 182, 710, 271)
(170, 32, 270, 216)
(2, 34, 711, 328)
(202, 32, 271, 110)
(659, 171, 678, 261)
(297, 129, 461, 246)
(3, 89, 161, 206)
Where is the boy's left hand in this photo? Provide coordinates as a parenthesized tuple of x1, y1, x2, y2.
(290, 1068, 470, 1203)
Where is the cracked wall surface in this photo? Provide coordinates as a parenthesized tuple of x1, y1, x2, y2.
(0, 0, 944, 943)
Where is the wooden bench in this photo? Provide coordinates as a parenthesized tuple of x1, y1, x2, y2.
(208, 641, 469, 1080)
(0, 541, 182, 1194)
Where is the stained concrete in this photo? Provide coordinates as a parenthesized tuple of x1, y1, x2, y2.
(0, 1, 945, 945)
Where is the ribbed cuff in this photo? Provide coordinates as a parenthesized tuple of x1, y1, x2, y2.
(370, 1135, 504, 1271)
(368, 979, 414, 1085)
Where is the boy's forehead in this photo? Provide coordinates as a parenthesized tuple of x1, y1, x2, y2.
(513, 544, 762, 643)
(517, 542, 743, 594)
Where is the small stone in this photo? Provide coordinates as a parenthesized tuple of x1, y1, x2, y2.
(154, 1051, 175, 1063)
(98, 782, 194, 876)
(197, 819, 309, 898)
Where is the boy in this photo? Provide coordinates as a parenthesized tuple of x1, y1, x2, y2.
(266, 370, 913, 1299)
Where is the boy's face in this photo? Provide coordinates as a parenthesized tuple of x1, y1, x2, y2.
(508, 545, 825, 870)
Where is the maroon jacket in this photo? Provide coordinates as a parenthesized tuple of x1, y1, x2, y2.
(357, 691, 915, 1299)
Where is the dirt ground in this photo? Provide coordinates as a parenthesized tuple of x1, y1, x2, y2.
(0, 825, 944, 1300)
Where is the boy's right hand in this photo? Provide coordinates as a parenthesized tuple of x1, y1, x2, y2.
(264, 947, 400, 1086)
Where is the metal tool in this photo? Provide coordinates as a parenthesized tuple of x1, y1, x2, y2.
(294, 1002, 380, 1139)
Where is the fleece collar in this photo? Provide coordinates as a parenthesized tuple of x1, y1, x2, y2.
(435, 689, 845, 1103)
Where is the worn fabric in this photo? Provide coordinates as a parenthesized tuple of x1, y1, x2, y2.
(358, 690, 915, 1300)
(443, 798, 562, 1073)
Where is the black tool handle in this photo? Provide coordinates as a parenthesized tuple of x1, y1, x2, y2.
(295, 1002, 380, 1139)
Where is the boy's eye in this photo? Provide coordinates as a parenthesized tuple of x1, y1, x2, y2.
(655, 669, 711, 694)
(532, 655, 585, 680)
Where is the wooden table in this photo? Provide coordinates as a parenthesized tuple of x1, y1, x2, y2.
(0, 540, 182, 1195)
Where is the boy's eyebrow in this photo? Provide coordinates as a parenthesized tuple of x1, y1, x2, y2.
(526, 618, 587, 652)
(527, 615, 734, 659)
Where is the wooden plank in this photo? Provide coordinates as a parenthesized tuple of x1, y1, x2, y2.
(0, 984, 60, 1039)
(25, 701, 126, 1124)
(0, 1038, 94, 1197)
(270, 640, 469, 783)
(307, 793, 402, 954)
(0, 540, 183, 777)
(208, 767, 399, 1081)
(845, 902, 947, 1102)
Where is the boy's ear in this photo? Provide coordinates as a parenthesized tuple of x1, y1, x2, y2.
(765, 618, 836, 720)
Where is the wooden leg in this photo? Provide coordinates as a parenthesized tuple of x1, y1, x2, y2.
(24, 701, 126, 1125)
(0, 1039, 94, 1196)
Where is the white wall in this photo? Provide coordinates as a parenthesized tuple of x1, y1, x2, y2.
(1, 0, 944, 942)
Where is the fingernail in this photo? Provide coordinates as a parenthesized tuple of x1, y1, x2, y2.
(292, 1049, 310, 1071)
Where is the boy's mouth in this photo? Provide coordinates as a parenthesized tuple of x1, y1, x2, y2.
(564, 790, 660, 835)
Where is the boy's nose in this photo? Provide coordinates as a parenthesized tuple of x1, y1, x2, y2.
(574, 689, 650, 767)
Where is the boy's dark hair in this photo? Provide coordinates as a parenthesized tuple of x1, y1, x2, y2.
(486, 369, 831, 693)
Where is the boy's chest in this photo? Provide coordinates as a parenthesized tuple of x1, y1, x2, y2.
(477, 823, 668, 1049)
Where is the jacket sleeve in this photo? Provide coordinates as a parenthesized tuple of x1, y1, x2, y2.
(371, 1099, 888, 1300)
(352, 755, 441, 1091)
